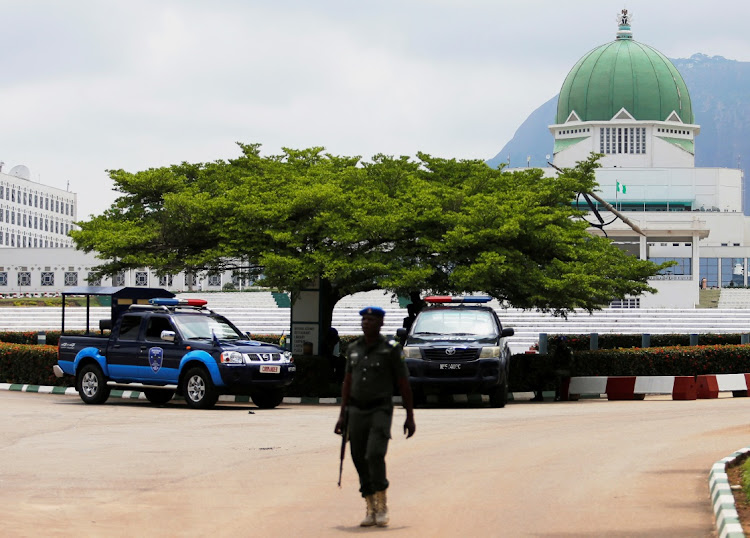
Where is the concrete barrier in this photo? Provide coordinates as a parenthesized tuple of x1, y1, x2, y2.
(565, 374, 748, 401)
(698, 375, 720, 399)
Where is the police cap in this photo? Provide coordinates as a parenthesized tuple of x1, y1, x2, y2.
(359, 306, 385, 318)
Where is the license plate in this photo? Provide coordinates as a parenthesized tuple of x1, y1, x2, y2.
(260, 365, 281, 374)
(439, 363, 461, 370)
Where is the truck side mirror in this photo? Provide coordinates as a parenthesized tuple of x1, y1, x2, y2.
(161, 330, 176, 342)
(501, 328, 515, 338)
(396, 328, 407, 339)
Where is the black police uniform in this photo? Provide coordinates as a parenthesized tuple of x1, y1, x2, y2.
(345, 333, 408, 497)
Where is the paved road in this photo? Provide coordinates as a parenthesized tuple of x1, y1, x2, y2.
(2, 391, 748, 537)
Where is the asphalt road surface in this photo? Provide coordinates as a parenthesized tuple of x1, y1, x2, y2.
(2, 391, 749, 537)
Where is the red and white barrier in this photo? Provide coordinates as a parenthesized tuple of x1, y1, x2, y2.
(563, 374, 750, 401)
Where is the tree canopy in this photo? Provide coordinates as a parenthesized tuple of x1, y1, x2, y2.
(71, 144, 664, 322)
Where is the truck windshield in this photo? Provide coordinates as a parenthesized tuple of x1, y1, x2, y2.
(412, 309, 497, 336)
(172, 315, 243, 341)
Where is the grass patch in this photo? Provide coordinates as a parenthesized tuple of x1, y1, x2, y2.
(742, 457, 750, 502)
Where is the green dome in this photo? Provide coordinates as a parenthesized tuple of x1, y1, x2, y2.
(556, 35, 694, 125)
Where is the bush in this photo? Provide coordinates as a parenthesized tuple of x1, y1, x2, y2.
(546, 332, 744, 353)
(570, 344, 750, 376)
(0, 342, 66, 387)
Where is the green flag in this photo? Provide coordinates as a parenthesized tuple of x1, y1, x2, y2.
(616, 181, 627, 194)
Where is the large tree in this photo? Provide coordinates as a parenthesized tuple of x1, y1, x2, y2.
(71, 145, 664, 331)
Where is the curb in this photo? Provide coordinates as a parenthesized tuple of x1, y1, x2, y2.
(0, 383, 545, 405)
(710, 448, 749, 538)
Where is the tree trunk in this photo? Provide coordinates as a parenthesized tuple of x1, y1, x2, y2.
(318, 278, 342, 357)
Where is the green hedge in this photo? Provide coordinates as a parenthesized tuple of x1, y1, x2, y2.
(546, 333, 745, 352)
(568, 344, 750, 377)
(0, 342, 63, 386)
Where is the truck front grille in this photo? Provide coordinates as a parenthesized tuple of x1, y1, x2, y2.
(243, 353, 283, 362)
(422, 348, 479, 361)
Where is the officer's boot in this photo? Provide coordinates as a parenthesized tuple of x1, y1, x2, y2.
(359, 495, 376, 527)
(374, 490, 389, 527)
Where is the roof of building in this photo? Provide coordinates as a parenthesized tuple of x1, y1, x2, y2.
(555, 13, 694, 125)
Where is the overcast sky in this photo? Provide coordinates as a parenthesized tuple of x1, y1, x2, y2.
(1, 0, 749, 218)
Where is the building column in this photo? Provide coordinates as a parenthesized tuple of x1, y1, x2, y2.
(639, 234, 647, 260)
(692, 234, 700, 285)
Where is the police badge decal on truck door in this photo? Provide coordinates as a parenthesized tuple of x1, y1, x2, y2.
(149, 347, 164, 373)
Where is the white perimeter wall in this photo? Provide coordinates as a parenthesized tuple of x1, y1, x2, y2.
(640, 279, 698, 308)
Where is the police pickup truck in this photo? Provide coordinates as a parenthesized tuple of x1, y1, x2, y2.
(54, 294, 295, 409)
(396, 296, 514, 408)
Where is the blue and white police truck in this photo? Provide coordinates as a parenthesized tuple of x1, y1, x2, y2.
(53, 288, 295, 409)
(396, 296, 514, 408)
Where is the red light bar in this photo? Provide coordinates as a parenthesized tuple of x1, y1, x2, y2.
(424, 296, 453, 303)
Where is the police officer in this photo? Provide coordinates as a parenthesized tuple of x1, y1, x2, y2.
(334, 306, 416, 527)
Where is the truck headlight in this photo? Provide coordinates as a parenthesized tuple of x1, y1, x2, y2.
(220, 351, 244, 364)
(479, 347, 501, 358)
(282, 351, 293, 362)
(402, 347, 422, 359)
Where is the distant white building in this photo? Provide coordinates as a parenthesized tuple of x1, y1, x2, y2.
(0, 247, 254, 296)
(0, 164, 77, 249)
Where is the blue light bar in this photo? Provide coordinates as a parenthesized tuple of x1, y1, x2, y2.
(461, 296, 492, 303)
(150, 298, 179, 306)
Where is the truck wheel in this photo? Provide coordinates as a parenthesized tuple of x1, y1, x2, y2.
(181, 367, 218, 409)
(144, 389, 175, 405)
(251, 388, 285, 409)
(76, 363, 110, 405)
(489, 380, 508, 408)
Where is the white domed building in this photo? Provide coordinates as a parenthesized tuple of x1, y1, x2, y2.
(547, 10, 746, 308)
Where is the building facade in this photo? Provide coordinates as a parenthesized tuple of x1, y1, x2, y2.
(0, 165, 77, 249)
(0, 248, 254, 296)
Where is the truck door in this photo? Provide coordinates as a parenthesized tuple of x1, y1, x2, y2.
(107, 314, 146, 380)
(143, 315, 184, 383)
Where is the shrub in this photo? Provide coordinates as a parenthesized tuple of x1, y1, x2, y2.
(546, 332, 744, 353)
(0, 342, 66, 387)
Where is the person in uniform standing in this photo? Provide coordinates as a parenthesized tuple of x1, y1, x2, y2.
(334, 306, 416, 527)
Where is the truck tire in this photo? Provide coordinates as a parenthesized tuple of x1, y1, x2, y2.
(144, 389, 175, 405)
(76, 363, 111, 405)
(489, 380, 508, 408)
(181, 367, 218, 409)
(251, 388, 285, 409)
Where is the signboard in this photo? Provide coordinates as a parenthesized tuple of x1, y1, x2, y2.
(292, 323, 319, 355)
(291, 279, 322, 355)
